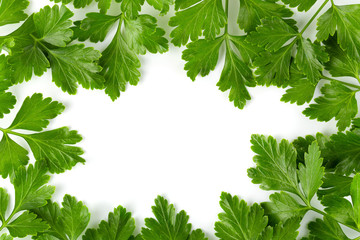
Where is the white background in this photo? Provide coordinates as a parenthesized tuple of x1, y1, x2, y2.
(1, 0, 358, 239)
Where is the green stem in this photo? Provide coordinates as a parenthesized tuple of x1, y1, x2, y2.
(310, 207, 360, 233)
(322, 76, 360, 90)
(0, 209, 18, 232)
(224, 0, 229, 34)
(300, 0, 330, 35)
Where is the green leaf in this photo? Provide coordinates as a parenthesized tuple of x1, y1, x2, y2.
(182, 37, 223, 81)
(141, 196, 191, 240)
(254, 45, 293, 87)
(8, 36, 50, 84)
(121, 0, 145, 19)
(295, 38, 328, 84)
(95, 0, 112, 13)
(262, 192, 308, 224)
(83, 206, 136, 240)
(47, 44, 105, 95)
(217, 38, 255, 109)
(307, 217, 350, 240)
(33, 5, 73, 47)
(146, 0, 174, 15)
(0, 188, 9, 223)
(351, 174, 360, 228)
(189, 229, 207, 240)
(281, 63, 316, 105)
(238, 0, 293, 33)
(13, 162, 55, 211)
(32, 201, 68, 239)
(0, 234, 12, 240)
(100, 22, 141, 101)
(8, 93, 65, 131)
(328, 131, 360, 175)
(324, 34, 360, 79)
(60, 195, 90, 240)
(169, 0, 227, 46)
(23, 127, 85, 174)
(7, 211, 49, 238)
(318, 173, 352, 198)
(50, 0, 93, 8)
(248, 135, 300, 194)
(77, 13, 120, 42)
(0, 92, 16, 119)
(261, 218, 300, 240)
(322, 196, 354, 228)
(0, 0, 29, 26)
(303, 81, 358, 131)
(0, 134, 29, 178)
(123, 15, 168, 55)
(215, 192, 268, 240)
(246, 17, 298, 52)
(281, 0, 316, 12)
(298, 141, 324, 202)
(317, 4, 360, 60)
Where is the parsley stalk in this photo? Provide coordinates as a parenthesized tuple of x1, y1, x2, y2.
(299, 0, 330, 35)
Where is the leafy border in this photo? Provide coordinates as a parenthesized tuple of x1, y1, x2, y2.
(1, 0, 360, 239)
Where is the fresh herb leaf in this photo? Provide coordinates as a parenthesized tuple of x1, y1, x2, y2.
(32, 195, 90, 240)
(215, 192, 300, 239)
(307, 216, 350, 240)
(281, 0, 316, 12)
(0, 93, 84, 177)
(141, 196, 203, 240)
(0, 0, 29, 26)
(169, 0, 227, 46)
(317, 4, 360, 60)
(76, 12, 168, 100)
(303, 81, 358, 131)
(0, 162, 54, 237)
(238, 0, 293, 33)
(83, 206, 135, 240)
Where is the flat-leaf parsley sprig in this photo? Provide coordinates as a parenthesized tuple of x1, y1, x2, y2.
(0, 93, 84, 178)
(72, 1, 169, 100)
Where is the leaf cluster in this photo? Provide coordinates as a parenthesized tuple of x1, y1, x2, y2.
(175, 0, 360, 132)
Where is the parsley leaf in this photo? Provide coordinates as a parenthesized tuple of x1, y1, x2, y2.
(326, 131, 360, 175)
(303, 81, 358, 131)
(307, 216, 350, 240)
(5, 5, 104, 94)
(318, 173, 352, 198)
(141, 196, 205, 240)
(0, 162, 54, 237)
(76, 12, 168, 100)
(32, 195, 90, 240)
(247, 17, 298, 52)
(146, 0, 174, 15)
(238, 0, 293, 33)
(215, 192, 300, 240)
(281, 0, 316, 12)
(83, 206, 136, 240)
(317, 4, 360, 60)
(0, 0, 29, 26)
(0, 55, 16, 119)
(0, 93, 84, 178)
(169, 0, 227, 46)
(280, 63, 316, 105)
(249, 135, 325, 223)
(324, 34, 360, 80)
(320, 174, 360, 231)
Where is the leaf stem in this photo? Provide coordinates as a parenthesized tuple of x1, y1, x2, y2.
(322, 75, 360, 90)
(224, 0, 229, 34)
(300, 0, 330, 35)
